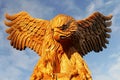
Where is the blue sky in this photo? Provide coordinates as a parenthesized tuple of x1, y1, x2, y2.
(0, 0, 120, 80)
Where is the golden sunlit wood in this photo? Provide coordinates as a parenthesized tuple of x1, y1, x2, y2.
(5, 11, 112, 80)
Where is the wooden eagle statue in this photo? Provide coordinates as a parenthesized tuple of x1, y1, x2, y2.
(4, 11, 112, 80)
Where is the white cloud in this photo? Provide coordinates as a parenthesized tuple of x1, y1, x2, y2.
(2, 0, 54, 19)
(108, 52, 120, 80)
(56, 0, 84, 19)
(0, 66, 23, 80)
(109, 63, 120, 79)
(106, 1, 113, 5)
(94, 75, 113, 80)
(89, 51, 120, 80)
(86, 0, 104, 14)
(19, 0, 54, 19)
(0, 48, 39, 80)
(110, 4, 120, 33)
(87, 3, 95, 14)
(62, 0, 81, 12)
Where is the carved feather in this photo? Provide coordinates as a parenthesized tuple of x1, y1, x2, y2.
(75, 12, 112, 56)
(4, 11, 49, 56)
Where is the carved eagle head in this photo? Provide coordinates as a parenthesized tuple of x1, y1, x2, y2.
(50, 14, 78, 43)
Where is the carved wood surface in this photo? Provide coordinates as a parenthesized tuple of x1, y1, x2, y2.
(4, 11, 112, 80)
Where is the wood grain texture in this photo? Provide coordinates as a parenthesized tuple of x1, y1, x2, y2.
(5, 11, 112, 80)
(5, 11, 49, 56)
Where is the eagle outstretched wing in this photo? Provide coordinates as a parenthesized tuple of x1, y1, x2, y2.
(73, 12, 112, 56)
(4, 11, 49, 56)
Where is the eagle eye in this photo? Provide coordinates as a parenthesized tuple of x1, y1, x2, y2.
(59, 24, 68, 30)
